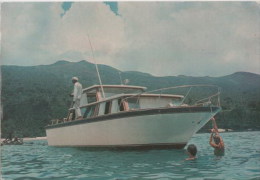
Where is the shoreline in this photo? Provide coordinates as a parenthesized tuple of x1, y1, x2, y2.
(1, 137, 47, 142)
(1, 130, 260, 142)
(23, 137, 47, 141)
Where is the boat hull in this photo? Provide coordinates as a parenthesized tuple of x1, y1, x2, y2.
(46, 107, 220, 148)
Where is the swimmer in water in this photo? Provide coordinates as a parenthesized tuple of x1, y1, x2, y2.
(186, 144, 197, 160)
(209, 117, 225, 156)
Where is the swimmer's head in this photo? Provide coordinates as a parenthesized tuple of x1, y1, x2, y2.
(213, 135, 221, 144)
(187, 144, 197, 157)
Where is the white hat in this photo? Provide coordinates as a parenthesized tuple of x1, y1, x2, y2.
(72, 77, 78, 81)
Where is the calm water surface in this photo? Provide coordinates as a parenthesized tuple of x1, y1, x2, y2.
(1, 131, 260, 180)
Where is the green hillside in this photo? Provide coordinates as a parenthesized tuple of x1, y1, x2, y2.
(1, 60, 260, 138)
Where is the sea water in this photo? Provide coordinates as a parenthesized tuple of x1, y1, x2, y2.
(1, 131, 260, 180)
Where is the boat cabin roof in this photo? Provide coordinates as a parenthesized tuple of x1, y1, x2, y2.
(138, 94, 184, 99)
(78, 93, 184, 109)
(83, 85, 147, 94)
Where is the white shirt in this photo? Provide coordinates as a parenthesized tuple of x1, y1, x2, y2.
(73, 82, 83, 101)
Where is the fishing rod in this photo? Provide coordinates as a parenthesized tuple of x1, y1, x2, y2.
(87, 34, 106, 99)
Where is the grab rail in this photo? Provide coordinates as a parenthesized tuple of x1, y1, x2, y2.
(122, 84, 221, 107)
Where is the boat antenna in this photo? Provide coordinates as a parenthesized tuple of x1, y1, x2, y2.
(87, 34, 106, 98)
(118, 71, 123, 85)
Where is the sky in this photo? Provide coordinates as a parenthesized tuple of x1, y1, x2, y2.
(1, 2, 260, 77)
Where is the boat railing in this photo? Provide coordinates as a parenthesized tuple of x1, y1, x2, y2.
(121, 84, 221, 108)
(49, 84, 221, 125)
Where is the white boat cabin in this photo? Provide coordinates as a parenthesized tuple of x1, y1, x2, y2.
(62, 85, 182, 120)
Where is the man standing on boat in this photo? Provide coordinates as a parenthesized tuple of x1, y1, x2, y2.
(71, 77, 83, 120)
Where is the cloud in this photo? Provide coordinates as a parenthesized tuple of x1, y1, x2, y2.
(2, 2, 125, 67)
(1, 2, 260, 77)
(116, 2, 260, 76)
(2, 3, 63, 65)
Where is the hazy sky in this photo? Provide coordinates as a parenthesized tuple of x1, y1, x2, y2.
(1, 2, 260, 76)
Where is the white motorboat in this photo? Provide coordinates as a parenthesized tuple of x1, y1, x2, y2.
(46, 84, 221, 149)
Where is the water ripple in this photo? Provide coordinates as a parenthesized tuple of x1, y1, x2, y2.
(1, 132, 260, 179)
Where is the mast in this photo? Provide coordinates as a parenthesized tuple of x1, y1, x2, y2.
(87, 35, 106, 99)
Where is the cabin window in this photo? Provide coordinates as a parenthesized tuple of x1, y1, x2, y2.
(98, 102, 106, 115)
(172, 98, 182, 106)
(83, 105, 97, 118)
(104, 101, 111, 114)
(87, 93, 97, 103)
(104, 92, 117, 98)
(111, 99, 119, 113)
(95, 104, 99, 116)
(80, 108, 87, 117)
(127, 98, 140, 110)
(80, 93, 88, 106)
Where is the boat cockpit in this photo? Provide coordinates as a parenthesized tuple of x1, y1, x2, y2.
(51, 85, 184, 124)
(50, 84, 220, 125)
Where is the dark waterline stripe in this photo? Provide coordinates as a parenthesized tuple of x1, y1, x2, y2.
(45, 106, 220, 130)
(49, 143, 187, 150)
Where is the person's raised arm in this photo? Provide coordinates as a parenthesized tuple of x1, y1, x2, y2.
(211, 117, 219, 134)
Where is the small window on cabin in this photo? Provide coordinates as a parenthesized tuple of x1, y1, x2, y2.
(104, 92, 117, 98)
(80, 93, 88, 106)
(111, 100, 119, 113)
(104, 101, 111, 114)
(83, 105, 96, 118)
(127, 98, 140, 110)
(98, 102, 106, 116)
(80, 108, 87, 117)
(87, 93, 97, 103)
(172, 98, 182, 106)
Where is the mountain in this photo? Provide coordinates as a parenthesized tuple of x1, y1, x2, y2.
(1, 60, 260, 137)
